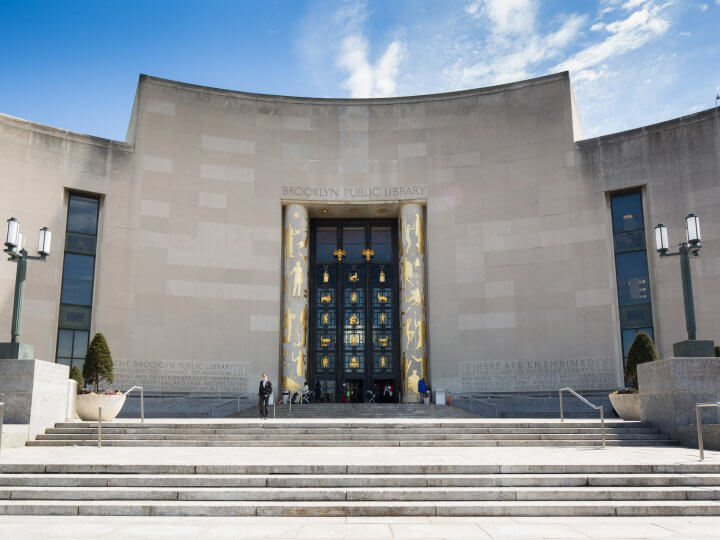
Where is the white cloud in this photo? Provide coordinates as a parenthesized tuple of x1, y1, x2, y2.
(447, 2, 586, 86)
(622, 0, 646, 10)
(697, 3, 709, 11)
(554, 2, 670, 76)
(336, 34, 406, 97)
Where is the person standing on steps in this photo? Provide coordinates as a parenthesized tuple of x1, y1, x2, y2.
(258, 373, 272, 420)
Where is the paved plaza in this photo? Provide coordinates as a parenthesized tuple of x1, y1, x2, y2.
(1, 514, 720, 539)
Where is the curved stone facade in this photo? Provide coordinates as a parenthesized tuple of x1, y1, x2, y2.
(0, 72, 718, 399)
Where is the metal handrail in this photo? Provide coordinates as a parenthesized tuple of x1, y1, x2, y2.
(0, 402, 4, 457)
(559, 387, 605, 448)
(696, 402, 720, 461)
(98, 386, 144, 448)
(456, 392, 498, 417)
(211, 393, 250, 417)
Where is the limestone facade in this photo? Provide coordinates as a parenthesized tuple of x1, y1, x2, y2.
(0, 72, 718, 397)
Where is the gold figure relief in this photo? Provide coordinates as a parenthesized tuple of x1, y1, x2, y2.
(348, 272, 359, 282)
(378, 336, 389, 347)
(405, 288, 423, 306)
(299, 305, 308, 347)
(283, 308, 296, 344)
(379, 312, 387, 325)
(403, 222, 414, 253)
(379, 270, 386, 283)
(292, 350, 306, 378)
(402, 258, 413, 285)
(322, 355, 329, 369)
(403, 318, 415, 349)
(414, 211, 424, 254)
(333, 248, 346, 261)
(407, 369, 420, 395)
(323, 270, 329, 283)
(349, 356, 360, 369)
(320, 336, 331, 347)
(414, 318, 426, 349)
(350, 334, 360, 346)
(380, 355, 387, 368)
(362, 248, 374, 261)
(414, 257, 421, 269)
(349, 313, 359, 326)
(284, 224, 303, 258)
(320, 292, 332, 303)
(288, 261, 305, 297)
(322, 312, 329, 325)
(350, 291, 358, 303)
(377, 292, 388, 303)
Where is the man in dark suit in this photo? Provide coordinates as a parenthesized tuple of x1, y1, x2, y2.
(258, 373, 272, 419)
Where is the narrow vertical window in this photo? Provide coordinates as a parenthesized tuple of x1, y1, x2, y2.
(56, 194, 99, 371)
(610, 190, 654, 366)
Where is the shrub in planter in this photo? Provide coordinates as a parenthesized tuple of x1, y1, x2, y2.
(715, 345, 720, 357)
(69, 366, 84, 392)
(82, 332, 114, 393)
(624, 332, 658, 389)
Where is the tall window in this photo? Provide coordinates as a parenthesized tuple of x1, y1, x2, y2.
(610, 190, 654, 365)
(56, 194, 100, 370)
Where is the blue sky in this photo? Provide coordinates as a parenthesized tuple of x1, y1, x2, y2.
(1, 0, 718, 140)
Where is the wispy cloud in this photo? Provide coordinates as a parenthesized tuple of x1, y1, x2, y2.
(297, 0, 406, 98)
(555, 2, 671, 77)
(444, 0, 587, 86)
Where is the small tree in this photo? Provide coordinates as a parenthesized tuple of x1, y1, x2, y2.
(83, 333, 114, 393)
(69, 366, 85, 392)
(624, 332, 658, 388)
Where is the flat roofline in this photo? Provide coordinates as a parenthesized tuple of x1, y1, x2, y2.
(0, 112, 133, 150)
(576, 107, 720, 147)
(139, 71, 570, 105)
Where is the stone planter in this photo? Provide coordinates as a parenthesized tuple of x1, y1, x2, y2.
(609, 392, 641, 421)
(76, 393, 126, 421)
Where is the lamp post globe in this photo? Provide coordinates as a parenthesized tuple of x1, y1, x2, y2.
(686, 213, 701, 246)
(38, 227, 51, 257)
(654, 223, 668, 254)
(4, 217, 19, 250)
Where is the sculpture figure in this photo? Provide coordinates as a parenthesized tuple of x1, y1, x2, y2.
(283, 308, 295, 343)
(288, 261, 305, 297)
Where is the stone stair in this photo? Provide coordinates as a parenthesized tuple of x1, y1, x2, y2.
(235, 403, 475, 418)
(27, 420, 676, 447)
(1, 462, 719, 516)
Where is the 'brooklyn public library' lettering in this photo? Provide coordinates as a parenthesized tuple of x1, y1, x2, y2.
(282, 185, 427, 201)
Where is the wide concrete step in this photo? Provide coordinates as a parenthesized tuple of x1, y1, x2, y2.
(25, 439, 678, 447)
(3, 473, 720, 488)
(2, 500, 720, 516)
(4, 485, 720, 502)
(34, 432, 670, 441)
(44, 426, 662, 435)
(53, 421, 651, 429)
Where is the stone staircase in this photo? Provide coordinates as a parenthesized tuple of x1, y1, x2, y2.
(27, 420, 676, 447)
(235, 403, 474, 418)
(1, 462, 719, 516)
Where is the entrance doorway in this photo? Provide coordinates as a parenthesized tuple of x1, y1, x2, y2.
(309, 220, 400, 402)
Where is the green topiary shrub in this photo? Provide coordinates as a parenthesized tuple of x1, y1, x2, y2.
(624, 332, 658, 388)
(83, 333, 114, 393)
(715, 345, 720, 357)
(69, 366, 84, 392)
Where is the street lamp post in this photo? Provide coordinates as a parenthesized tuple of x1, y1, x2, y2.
(2, 217, 52, 359)
(654, 214, 715, 357)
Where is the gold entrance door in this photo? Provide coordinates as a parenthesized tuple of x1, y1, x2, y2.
(309, 221, 399, 402)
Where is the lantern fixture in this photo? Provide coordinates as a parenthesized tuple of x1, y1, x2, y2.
(686, 213, 701, 246)
(4, 217, 19, 250)
(654, 223, 668, 254)
(38, 227, 51, 257)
